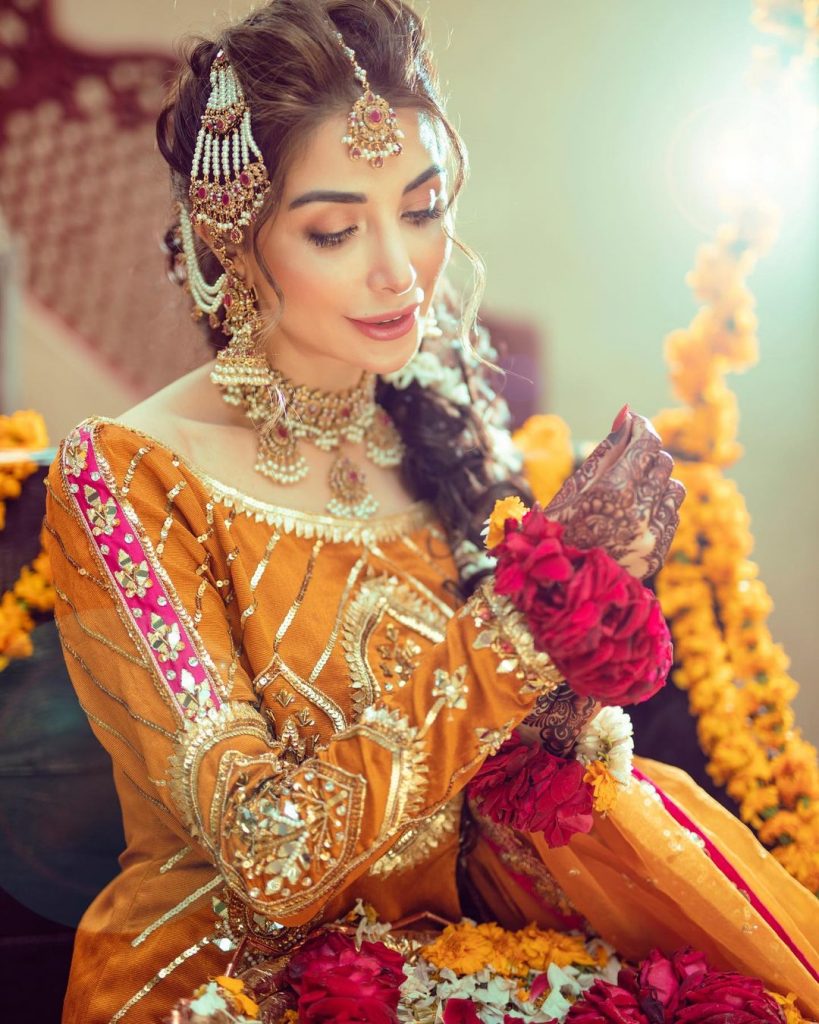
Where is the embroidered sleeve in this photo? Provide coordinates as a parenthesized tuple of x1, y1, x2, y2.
(44, 421, 565, 929)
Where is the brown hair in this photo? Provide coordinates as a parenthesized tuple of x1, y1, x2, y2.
(156, 0, 532, 591)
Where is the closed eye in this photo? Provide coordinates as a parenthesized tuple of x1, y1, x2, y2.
(307, 199, 446, 249)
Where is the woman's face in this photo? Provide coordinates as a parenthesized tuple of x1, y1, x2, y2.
(246, 106, 452, 390)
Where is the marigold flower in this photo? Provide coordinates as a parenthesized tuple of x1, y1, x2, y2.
(512, 413, 573, 507)
(584, 761, 620, 813)
(484, 496, 528, 550)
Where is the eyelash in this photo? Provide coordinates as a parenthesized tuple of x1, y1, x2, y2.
(307, 202, 446, 249)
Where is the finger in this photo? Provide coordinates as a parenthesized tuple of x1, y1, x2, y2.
(666, 477, 686, 513)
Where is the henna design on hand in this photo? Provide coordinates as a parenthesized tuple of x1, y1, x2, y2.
(520, 682, 599, 757)
(544, 409, 686, 579)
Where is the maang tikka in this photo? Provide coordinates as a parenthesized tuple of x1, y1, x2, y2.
(176, 35, 408, 518)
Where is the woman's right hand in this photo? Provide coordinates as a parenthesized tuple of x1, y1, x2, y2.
(543, 405, 685, 580)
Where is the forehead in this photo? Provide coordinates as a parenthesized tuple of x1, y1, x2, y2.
(282, 107, 446, 198)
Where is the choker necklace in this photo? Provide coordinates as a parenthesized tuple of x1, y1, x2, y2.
(213, 363, 405, 519)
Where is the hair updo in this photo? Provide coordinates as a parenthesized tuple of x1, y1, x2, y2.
(156, 0, 532, 594)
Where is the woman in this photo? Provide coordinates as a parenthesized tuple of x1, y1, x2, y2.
(42, 1, 818, 1021)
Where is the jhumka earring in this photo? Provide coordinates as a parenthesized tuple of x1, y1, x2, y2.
(176, 49, 272, 392)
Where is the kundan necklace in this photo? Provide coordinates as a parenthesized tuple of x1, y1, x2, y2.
(214, 364, 405, 519)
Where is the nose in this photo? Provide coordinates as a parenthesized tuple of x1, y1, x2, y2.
(367, 226, 418, 297)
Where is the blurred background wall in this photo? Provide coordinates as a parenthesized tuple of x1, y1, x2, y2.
(2, 0, 816, 739)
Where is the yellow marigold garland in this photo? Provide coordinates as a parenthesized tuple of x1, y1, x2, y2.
(652, 199, 819, 893)
(421, 919, 602, 979)
(0, 410, 55, 672)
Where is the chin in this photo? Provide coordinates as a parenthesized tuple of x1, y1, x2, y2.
(358, 331, 421, 376)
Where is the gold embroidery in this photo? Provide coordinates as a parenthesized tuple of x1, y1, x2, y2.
(146, 613, 186, 664)
(131, 875, 222, 948)
(158, 846, 192, 873)
(431, 665, 469, 710)
(120, 767, 174, 816)
(469, 801, 577, 917)
(55, 627, 175, 737)
(355, 705, 429, 834)
(78, 700, 147, 764)
(113, 549, 153, 599)
(89, 425, 232, 702)
(475, 719, 517, 757)
(463, 583, 565, 697)
(308, 553, 368, 690)
(295, 707, 315, 727)
(168, 701, 274, 844)
(270, 655, 347, 733)
(156, 480, 187, 560)
(341, 578, 386, 717)
(84, 415, 436, 544)
(53, 584, 150, 668)
(277, 715, 308, 763)
(274, 539, 323, 651)
(44, 477, 76, 518)
(342, 573, 449, 718)
(376, 622, 422, 692)
(120, 446, 151, 495)
(42, 516, 104, 591)
(195, 501, 215, 545)
(215, 750, 366, 917)
(63, 433, 88, 476)
(368, 793, 463, 877)
(109, 936, 213, 1022)
(83, 483, 120, 536)
(369, 546, 456, 624)
(250, 531, 281, 590)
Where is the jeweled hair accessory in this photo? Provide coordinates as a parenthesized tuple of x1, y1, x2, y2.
(334, 31, 404, 168)
(175, 48, 273, 390)
(189, 50, 270, 246)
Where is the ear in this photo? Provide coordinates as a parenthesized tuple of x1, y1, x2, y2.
(193, 221, 251, 282)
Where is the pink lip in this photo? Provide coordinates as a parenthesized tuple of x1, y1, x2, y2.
(346, 304, 420, 342)
(349, 303, 420, 324)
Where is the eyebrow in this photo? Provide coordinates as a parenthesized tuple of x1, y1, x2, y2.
(287, 163, 445, 210)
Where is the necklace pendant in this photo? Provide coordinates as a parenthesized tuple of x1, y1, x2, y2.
(365, 406, 404, 468)
(257, 421, 309, 484)
(326, 455, 379, 518)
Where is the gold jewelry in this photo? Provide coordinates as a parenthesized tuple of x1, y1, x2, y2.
(334, 31, 404, 168)
(214, 366, 405, 519)
(174, 48, 272, 387)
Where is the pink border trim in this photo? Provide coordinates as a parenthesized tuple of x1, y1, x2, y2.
(62, 424, 223, 722)
(632, 767, 818, 982)
(480, 832, 584, 931)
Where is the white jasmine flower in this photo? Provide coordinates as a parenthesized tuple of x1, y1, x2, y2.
(575, 706, 634, 784)
(189, 981, 229, 1015)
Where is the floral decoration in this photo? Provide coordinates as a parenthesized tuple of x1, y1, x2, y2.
(0, 410, 55, 672)
(468, 701, 634, 844)
(651, 196, 819, 893)
(487, 502, 673, 707)
(168, 905, 809, 1024)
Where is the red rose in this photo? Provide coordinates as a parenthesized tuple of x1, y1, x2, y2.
(493, 507, 672, 706)
(286, 930, 404, 1024)
(301, 996, 398, 1022)
(443, 998, 482, 1023)
(617, 947, 711, 1023)
(468, 734, 594, 847)
(675, 972, 785, 1024)
(670, 947, 709, 981)
(565, 980, 651, 1024)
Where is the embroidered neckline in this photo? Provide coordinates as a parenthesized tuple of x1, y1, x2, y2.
(80, 415, 438, 544)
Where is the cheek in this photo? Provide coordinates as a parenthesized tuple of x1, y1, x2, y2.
(266, 244, 351, 311)
(420, 229, 451, 283)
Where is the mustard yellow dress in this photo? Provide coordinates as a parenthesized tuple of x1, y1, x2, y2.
(43, 416, 819, 1023)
